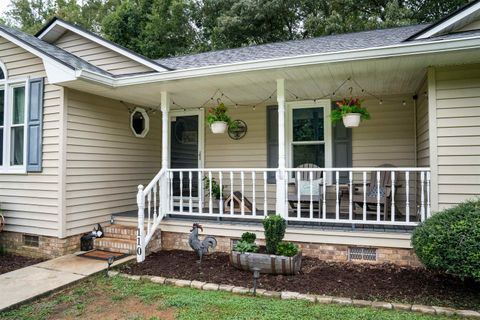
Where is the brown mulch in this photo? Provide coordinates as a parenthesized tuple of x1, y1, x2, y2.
(122, 250, 480, 310)
(0, 253, 44, 275)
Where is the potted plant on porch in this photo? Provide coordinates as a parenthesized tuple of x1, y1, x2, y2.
(206, 101, 233, 134)
(230, 216, 302, 275)
(331, 97, 370, 128)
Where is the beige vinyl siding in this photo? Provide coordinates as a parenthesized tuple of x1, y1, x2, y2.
(416, 79, 429, 167)
(458, 19, 480, 32)
(65, 89, 161, 235)
(0, 37, 61, 236)
(54, 31, 153, 75)
(435, 64, 480, 209)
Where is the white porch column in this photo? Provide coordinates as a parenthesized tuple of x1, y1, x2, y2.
(276, 79, 287, 217)
(160, 91, 171, 214)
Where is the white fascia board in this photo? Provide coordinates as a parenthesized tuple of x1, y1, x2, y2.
(75, 35, 480, 88)
(0, 29, 77, 83)
(414, 1, 480, 39)
(38, 20, 168, 72)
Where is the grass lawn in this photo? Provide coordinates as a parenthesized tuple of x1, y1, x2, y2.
(0, 275, 461, 320)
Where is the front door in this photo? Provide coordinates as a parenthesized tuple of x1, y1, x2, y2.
(170, 110, 204, 201)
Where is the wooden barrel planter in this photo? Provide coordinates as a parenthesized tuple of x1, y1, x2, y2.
(230, 251, 302, 275)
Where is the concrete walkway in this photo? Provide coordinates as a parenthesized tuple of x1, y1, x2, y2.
(0, 253, 134, 312)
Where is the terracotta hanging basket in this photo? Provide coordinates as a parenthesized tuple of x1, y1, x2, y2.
(342, 113, 361, 128)
(210, 121, 228, 134)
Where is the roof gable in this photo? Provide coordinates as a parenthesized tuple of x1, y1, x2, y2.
(36, 18, 171, 73)
(409, 0, 480, 40)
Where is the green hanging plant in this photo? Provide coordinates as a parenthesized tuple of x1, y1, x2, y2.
(331, 97, 370, 124)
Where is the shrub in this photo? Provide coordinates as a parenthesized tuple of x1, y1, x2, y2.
(233, 240, 259, 253)
(240, 232, 256, 244)
(263, 215, 286, 254)
(412, 199, 480, 281)
(276, 242, 299, 257)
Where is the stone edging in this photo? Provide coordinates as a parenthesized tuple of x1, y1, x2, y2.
(109, 271, 480, 318)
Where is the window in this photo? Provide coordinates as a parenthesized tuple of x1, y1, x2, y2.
(130, 107, 149, 138)
(287, 100, 332, 180)
(0, 62, 29, 173)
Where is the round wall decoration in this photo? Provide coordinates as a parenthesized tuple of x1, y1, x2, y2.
(228, 120, 248, 140)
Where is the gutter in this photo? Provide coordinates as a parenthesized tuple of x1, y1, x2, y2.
(74, 35, 480, 88)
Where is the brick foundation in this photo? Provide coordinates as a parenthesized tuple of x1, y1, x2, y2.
(0, 231, 82, 259)
(161, 231, 421, 267)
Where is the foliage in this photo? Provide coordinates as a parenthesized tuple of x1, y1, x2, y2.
(276, 242, 299, 257)
(330, 97, 370, 124)
(240, 232, 256, 244)
(262, 215, 286, 254)
(233, 240, 259, 253)
(206, 102, 233, 126)
(202, 176, 223, 200)
(412, 199, 480, 282)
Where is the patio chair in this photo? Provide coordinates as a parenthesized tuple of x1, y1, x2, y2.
(351, 164, 397, 219)
(287, 163, 323, 215)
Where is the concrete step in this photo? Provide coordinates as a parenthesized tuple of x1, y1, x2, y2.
(94, 237, 136, 255)
(103, 225, 137, 240)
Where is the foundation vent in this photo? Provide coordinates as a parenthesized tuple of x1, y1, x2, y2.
(23, 234, 39, 247)
(349, 247, 377, 261)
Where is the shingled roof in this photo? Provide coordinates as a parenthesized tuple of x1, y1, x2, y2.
(155, 24, 429, 70)
(0, 24, 112, 76)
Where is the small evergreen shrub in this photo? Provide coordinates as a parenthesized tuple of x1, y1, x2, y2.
(233, 240, 259, 253)
(263, 215, 286, 254)
(240, 232, 256, 244)
(276, 242, 299, 257)
(412, 199, 480, 281)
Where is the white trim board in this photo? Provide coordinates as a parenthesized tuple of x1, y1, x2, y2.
(37, 19, 168, 72)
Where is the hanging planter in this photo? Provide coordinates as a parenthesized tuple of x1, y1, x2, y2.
(331, 98, 370, 128)
(207, 101, 234, 134)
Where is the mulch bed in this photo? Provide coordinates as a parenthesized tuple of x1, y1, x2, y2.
(122, 250, 480, 310)
(0, 253, 44, 275)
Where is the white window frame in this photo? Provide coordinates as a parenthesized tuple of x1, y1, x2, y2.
(130, 107, 150, 138)
(286, 99, 332, 182)
(0, 61, 29, 174)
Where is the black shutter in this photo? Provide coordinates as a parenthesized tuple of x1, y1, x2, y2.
(332, 103, 352, 183)
(266, 105, 278, 183)
(26, 78, 44, 172)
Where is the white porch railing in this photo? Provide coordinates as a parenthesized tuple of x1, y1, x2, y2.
(136, 167, 431, 262)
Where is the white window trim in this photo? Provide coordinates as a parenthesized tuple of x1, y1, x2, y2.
(130, 107, 150, 138)
(0, 61, 29, 174)
(286, 99, 332, 183)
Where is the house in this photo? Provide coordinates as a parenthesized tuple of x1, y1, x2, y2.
(0, 1, 479, 264)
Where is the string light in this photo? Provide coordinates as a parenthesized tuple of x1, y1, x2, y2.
(402, 100, 406, 106)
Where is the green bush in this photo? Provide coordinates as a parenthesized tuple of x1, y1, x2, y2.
(233, 240, 259, 253)
(263, 215, 286, 254)
(240, 232, 256, 244)
(276, 242, 299, 257)
(412, 199, 480, 281)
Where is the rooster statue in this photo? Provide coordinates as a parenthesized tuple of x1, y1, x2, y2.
(189, 223, 217, 262)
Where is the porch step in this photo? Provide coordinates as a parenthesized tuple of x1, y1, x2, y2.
(103, 225, 137, 240)
(94, 237, 136, 255)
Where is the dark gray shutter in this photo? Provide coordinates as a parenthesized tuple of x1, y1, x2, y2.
(26, 78, 44, 172)
(332, 103, 352, 183)
(266, 105, 278, 183)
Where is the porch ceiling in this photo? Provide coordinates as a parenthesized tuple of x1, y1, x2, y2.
(63, 47, 480, 108)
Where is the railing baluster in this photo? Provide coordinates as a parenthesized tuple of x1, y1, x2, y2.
(153, 183, 157, 225)
(405, 171, 410, 220)
(198, 171, 203, 215)
(230, 171, 234, 215)
(348, 171, 353, 221)
(322, 171, 326, 220)
(426, 171, 431, 218)
(363, 171, 367, 221)
(420, 171, 425, 222)
(263, 171, 268, 216)
(335, 171, 340, 221)
(241, 171, 245, 216)
(376, 171, 381, 222)
(147, 191, 151, 234)
(208, 171, 213, 215)
(391, 171, 395, 222)
(297, 171, 301, 219)
(189, 171, 193, 214)
(179, 171, 184, 213)
(252, 171, 256, 216)
(309, 171, 314, 219)
(285, 171, 289, 218)
(219, 171, 224, 215)
(169, 171, 174, 212)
